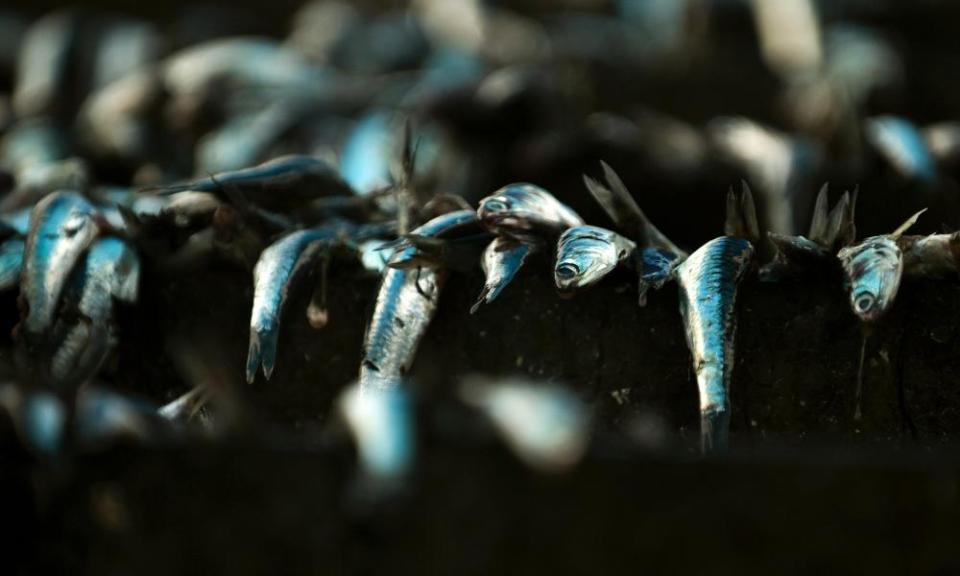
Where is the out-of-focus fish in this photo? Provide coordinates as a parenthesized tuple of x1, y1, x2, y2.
(472, 236, 532, 312)
(90, 18, 161, 91)
(554, 225, 635, 294)
(865, 116, 937, 183)
(340, 110, 397, 196)
(460, 376, 590, 473)
(477, 183, 583, 240)
(0, 237, 25, 291)
(20, 192, 102, 337)
(158, 386, 210, 426)
(246, 224, 350, 383)
(361, 212, 469, 391)
(50, 237, 140, 388)
(0, 385, 65, 457)
(13, 9, 80, 118)
(1, 119, 90, 210)
(77, 69, 164, 163)
(674, 184, 757, 453)
(74, 386, 156, 444)
(760, 183, 857, 281)
(837, 209, 925, 324)
(338, 381, 414, 482)
(142, 155, 354, 210)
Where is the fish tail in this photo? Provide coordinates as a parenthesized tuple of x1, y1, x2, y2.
(245, 329, 265, 384)
(700, 408, 730, 454)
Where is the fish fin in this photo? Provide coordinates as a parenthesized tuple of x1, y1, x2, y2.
(890, 208, 928, 239)
(245, 331, 261, 384)
(725, 181, 761, 242)
(137, 182, 194, 195)
(808, 183, 830, 244)
(306, 253, 331, 330)
(740, 180, 760, 242)
(470, 241, 530, 313)
(840, 186, 859, 247)
(701, 408, 730, 454)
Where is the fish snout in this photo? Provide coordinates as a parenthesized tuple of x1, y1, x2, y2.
(554, 261, 582, 292)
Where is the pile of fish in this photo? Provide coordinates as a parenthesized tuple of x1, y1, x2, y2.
(2, 0, 960, 485)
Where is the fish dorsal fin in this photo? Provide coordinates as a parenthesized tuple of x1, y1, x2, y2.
(890, 208, 928, 239)
(808, 183, 830, 243)
(724, 180, 760, 242)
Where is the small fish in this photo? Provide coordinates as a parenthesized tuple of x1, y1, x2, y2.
(472, 236, 532, 312)
(554, 225, 635, 294)
(338, 382, 414, 482)
(12, 9, 80, 118)
(477, 183, 583, 240)
(340, 110, 396, 196)
(360, 212, 468, 391)
(900, 232, 960, 278)
(0, 237, 25, 291)
(837, 209, 925, 323)
(49, 237, 140, 388)
(0, 385, 65, 457)
(676, 236, 754, 453)
(74, 387, 156, 445)
(20, 192, 102, 337)
(142, 155, 355, 210)
(460, 377, 590, 473)
(386, 209, 485, 270)
(865, 116, 937, 183)
(247, 224, 349, 383)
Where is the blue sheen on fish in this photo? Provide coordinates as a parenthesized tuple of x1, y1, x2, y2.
(340, 111, 395, 195)
(473, 236, 532, 312)
(675, 236, 754, 453)
(865, 116, 937, 183)
(0, 237, 25, 291)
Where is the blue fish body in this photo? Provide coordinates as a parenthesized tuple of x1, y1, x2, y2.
(866, 116, 937, 183)
(340, 111, 394, 196)
(0, 237, 25, 291)
(675, 236, 753, 453)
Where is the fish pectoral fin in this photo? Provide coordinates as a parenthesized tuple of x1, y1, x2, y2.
(807, 183, 830, 244)
(890, 208, 929, 240)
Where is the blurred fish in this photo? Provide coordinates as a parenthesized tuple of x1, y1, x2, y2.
(285, 0, 360, 65)
(460, 377, 589, 473)
(0, 237, 25, 291)
(1, 119, 90, 210)
(247, 224, 351, 383)
(74, 386, 156, 444)
(338, 381, 414, 483)
(0, 385, 65, 457)
(554, 225, 635, 295)
(77, 69, 164, 163)
(13, 9, 81, 118)
(20, 192, 102, 337)
(89, 18, 162, 91)
(340, 110, 397, 196)
(865, 116, 938, 183)
(158, 386, 210, 427)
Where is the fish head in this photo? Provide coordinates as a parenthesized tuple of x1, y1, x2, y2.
(478, 184, 581, 236)
(837, 236, 903, 323)
(555, 226, 633, 293)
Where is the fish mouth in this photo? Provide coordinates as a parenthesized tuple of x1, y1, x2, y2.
(554, 262, 583, 292)
(851, 291, 885, 322)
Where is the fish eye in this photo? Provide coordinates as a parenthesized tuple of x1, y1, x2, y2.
(62, 213, 88, 236)
(483, 199, 509, 212)
(854, 292, 876, 313)
(556, 262, 580, 279)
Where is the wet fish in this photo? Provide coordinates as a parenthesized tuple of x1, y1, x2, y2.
(338, 382, 414, 482)
(900, 232, 960, 278)
(361, 212, 469, 391)
(20, 192, 102, 337)
(865, 116, 937, 183)
(472, 236, 532, 312)
(1, 119, 90, 210)
(477, 183, 583, 240)
(142, 155, 354, 210)
(0, 237, 25, 291)
(13, 9, 80, 118)
(246, 224, 350, 383)
(386, 209, 485, 270)
(675, 236, 754, 453)
(50, 237, 140, 388)
(554, 225, 635, 294)
(837, 209, 925, 324)
(340, 110, 396, 195)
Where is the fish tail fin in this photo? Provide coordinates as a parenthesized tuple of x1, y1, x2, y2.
(245, 331, 261, 384)
(469, 287, 489, 314)
(700, 408, 730, 454)
(891, 208, 928, 239)
(724, 181, 760, 243)
(808, 183, 830, 243)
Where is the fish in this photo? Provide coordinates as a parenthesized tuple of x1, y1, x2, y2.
(477, 183, 583, 240)
(360, 211, 469, 392)
(899, 232, 960, 278)
(74, 387, 156, 445)
(338, 382, 414, 482)
(141, 155, 355, 210)
(20, 191, 102, 337)
(459, 376, 590, 473)
(246, 224, 350, 383)
(340, 110, 396, 196)
(49, 237, 141, 388)
(12, 9, 80, 118)
(77, 68, 164, 163)
(837, 209, 925, 324)
(675, 235, 754, 453)
(554, 225, 636, 294)
(0, 119, 90, 211)
(865, 116, 937, 183)
(0, 385, 65, 457)
(0, 237, 25, 291)
(472, 236, 532, 312)
(386, 209, 486, 270)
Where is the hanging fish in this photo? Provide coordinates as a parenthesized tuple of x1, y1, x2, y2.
(554, 225, 635, 295)
(477, 183, 583, 241)
(865, 116, 937, 184)
(472, 236, 532, 312)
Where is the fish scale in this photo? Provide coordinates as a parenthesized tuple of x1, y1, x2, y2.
(675, 236, 753, 452)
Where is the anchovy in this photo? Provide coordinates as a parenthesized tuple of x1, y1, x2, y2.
(49, 237, 140, 388)
(472, 236, 533, 312)
(477, 183, 584, 240)
(554, 225, 635, 294)
(340, 110, 396, 196)
(1, 119, 90, 211)
(338, 382, 414, 482)
(247, 224, 350, 383)
(12, 9, 80, 118)
(0, 237, 25, 291)
(21, 192, 102, 336)
(837, 209, 925, 323)
(361, 212, 469, 391)
(77, 68, 163, 162)
(142, 155, 355, 208)
(675, 236, 754, 453)
(386, 209, 485, 269)
(0, 385, 65, 457)
(900, 232, 960, 278)
(865, 116, 937, 183)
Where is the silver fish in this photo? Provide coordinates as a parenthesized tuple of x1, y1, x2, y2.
(477, 183, 583, 240)
(12, 9, 79, 118)
(77, 69, 163, 162)
(900, 232, 960, 278)
(360, 212, 469, 391)
(338, 381, 414, 482)
(675, 236, 754, 453)
(49, 237, 140, 388)
(472, 236, 533, 312)
(0, 385, 65, 457)
(21, 191, 102, 337)
(837, 209, 925, 323)
(0, 237, 25, 291)
(865, 116, 937, 183)
(247, 225, 348, 383)
(554, 225, 635, 294)
(386, 209, 484, 270)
